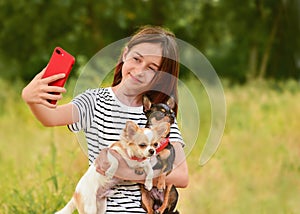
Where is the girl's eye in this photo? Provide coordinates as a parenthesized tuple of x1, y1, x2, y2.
(148, 66, 157, 72)
(133, 57, 141, 62)
(132, 56, 158, 72)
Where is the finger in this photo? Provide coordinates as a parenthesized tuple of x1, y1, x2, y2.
(42, 73, 66, 84)
(95, 167, 105, 175)
(47, 86, 67, 93)
(42, 92, 63, 102)
(41, 99, 57, 109)
(47, 73, 66, 83)
(95, 149, 111, 172)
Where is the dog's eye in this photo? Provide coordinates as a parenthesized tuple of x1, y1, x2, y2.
(153, 142, 159, 148)
(139, 143, 147, 148)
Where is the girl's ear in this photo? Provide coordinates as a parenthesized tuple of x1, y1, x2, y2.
(122, 46, 129, 62)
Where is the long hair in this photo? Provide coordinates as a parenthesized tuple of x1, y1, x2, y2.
(112, 26, 179, 115)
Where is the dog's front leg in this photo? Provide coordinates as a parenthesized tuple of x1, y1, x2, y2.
(144, 161, 154, 191)
(157, 173, 166, 192)
(155, 184, 173, 214)
(105, 150, 119, 179)
(140, 185, 155, 214)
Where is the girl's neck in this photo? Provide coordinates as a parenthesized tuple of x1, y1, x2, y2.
(112, 85, 142, 107)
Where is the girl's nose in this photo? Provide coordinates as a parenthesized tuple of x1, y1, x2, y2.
(133, 64, 147, 75)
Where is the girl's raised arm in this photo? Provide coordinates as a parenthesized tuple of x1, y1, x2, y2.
(22, 69, 79, 127)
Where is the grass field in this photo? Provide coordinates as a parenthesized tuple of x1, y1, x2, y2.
(0, 78, 299, 213)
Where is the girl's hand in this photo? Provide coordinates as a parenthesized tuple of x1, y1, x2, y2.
(22, 68, 67, 108)
(95, 148, 157, 182)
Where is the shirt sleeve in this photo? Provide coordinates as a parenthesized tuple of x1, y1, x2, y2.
(169, 118, 185, 147)
(68, 89, 97, 132)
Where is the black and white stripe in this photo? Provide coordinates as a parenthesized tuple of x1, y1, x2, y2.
(68, 87, 183, 213)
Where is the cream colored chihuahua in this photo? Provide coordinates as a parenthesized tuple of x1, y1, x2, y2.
(55, 120, 170, 214)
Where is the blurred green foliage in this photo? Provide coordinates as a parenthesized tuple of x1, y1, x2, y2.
(0, 0, 299, 83)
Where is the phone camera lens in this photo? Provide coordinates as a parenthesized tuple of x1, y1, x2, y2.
(55, 49, 61, 55)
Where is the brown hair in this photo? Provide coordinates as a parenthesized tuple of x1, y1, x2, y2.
(112, 26, 179, 115)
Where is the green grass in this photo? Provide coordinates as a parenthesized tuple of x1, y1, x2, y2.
(0, 78, 300, 213)
(179, 79, 300, 214)
(0, 79, 86, 213)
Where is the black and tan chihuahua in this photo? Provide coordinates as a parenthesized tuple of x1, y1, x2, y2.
(140, 95, 179, 214)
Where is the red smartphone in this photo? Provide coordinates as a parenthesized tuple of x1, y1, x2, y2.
(42, 47, 75, 104)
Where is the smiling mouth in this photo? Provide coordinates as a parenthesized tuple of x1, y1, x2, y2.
(130, 73, 142, 83)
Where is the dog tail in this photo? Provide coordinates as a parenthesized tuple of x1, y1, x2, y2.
(55, 198, 76, 214)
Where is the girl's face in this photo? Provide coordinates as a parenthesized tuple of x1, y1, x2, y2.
(120, 42, 162, 94)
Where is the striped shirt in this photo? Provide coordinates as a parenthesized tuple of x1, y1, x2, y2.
(68, 87, 183, 213)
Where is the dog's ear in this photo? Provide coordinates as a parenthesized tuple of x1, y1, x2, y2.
(167, 96, 175, 109)
(124, 120, 138, 140)
(153, 122, 170, 138)
(142, 95, 152, 111)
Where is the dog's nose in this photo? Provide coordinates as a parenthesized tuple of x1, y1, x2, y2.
(149, 149, 155, 155)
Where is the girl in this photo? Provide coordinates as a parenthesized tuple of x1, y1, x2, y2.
(22, 26, 188, 213)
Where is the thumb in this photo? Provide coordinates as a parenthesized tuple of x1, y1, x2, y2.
(95, 148, 110, 172)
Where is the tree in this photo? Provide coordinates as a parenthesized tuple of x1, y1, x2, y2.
(209, 0, 300, 82)
(0, 0, 298, 83)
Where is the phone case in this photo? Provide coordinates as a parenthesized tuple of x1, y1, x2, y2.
(42, 47, 75, 104)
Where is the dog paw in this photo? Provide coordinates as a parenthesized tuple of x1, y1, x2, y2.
(157, 183, 166, 191)
(158, 188, 164, 193)
(154, 210, 161, 214)
(145, 182, 153, 191)
(105, 170, 114, 179)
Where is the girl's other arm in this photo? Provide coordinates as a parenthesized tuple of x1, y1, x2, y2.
(165, 142, 189, 188)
